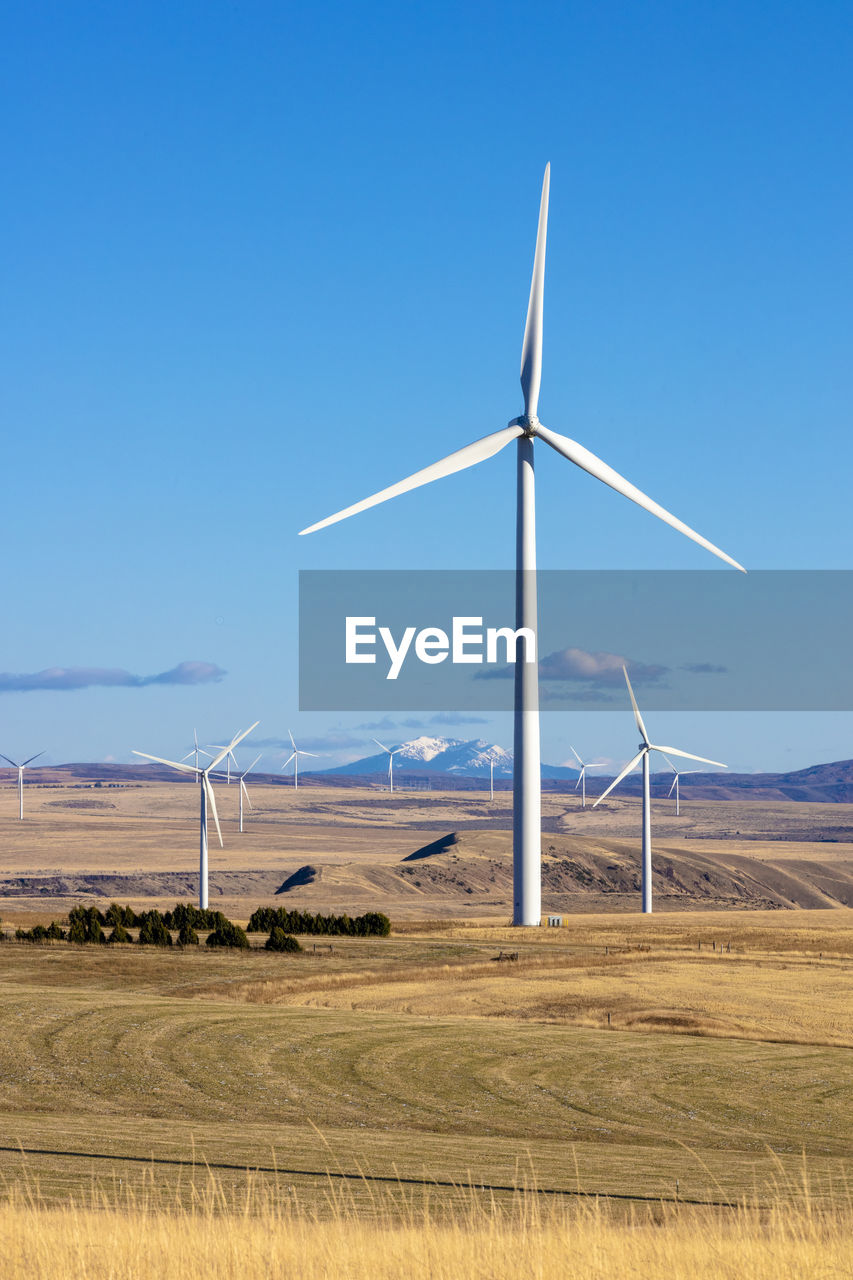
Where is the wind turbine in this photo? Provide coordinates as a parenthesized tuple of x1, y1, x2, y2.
(282, 731, 318, 789)
(490, 757, 494, 802)
(662, 754, 701, 818)
(372, 738, 402, 792)
(594, 669, 724, 912)
(567, 745, 606, 809)
(133, 722, 258, 909)
(0, 751, 45, 820)
(238, 753, 263, 833)
(182, 729, 213, 772)
(298, 164, 744, 926)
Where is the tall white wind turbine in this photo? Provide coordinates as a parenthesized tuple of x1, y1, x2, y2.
(238, 753, 263, 833)
(0, 751, 45, 820)
(299, 165, 744, 926)
(594, 669, 724, 912)
(281, 731, 318, 789)
(372, 738, 402, 792)
(133, 722, 258, 909)
(208, 742, 238, 784)
(663, 754, 700, 818)
(567, 745, 606, 809)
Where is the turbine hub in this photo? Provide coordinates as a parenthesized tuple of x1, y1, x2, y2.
(509, 414, 540, 437)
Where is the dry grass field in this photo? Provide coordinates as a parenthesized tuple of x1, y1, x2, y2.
(1, 776, 852, 1274)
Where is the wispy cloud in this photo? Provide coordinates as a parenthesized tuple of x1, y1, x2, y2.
(681, 662, 728, 675)
(0, 661, 226, 694)
(478, 647, 668, 688)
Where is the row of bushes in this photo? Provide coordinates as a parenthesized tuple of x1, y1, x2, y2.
(5, 904, 303, 953)
(247, 907, 391, 937)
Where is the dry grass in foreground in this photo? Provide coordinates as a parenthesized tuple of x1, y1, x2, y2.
(0, 1176, 850, 1280)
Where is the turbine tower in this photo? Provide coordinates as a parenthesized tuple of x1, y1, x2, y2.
(299, 165, 744, 926)
(663, 754, 700, 818)
(133, 722, 258, 909)
(372, 738, 402, 792)
(0, 751, 45, 820)
(282, 730, 318, 789)
(208, 742, 238, 784)
(594, 669, 724, 912)
(238, 753, 263, 833)
(568, 745, 605, 809)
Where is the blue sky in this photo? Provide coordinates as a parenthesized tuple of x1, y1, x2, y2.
(1, 0, 852, 773)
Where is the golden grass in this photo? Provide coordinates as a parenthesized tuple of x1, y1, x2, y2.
(1, 1175, 851, 1280)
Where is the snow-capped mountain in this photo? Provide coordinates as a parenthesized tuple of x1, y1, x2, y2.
(320, 736, 578, 780)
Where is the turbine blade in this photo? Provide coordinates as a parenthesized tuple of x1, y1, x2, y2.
(534, 422, 745, 572)
(0, 753, 19, 768)
(288, 729, 297, 751)
(204, 774, 223, 847)
(132, 751, 198, 775)
(372, 738, 392, 754)
(520, 163, 550, 419)
(209, 721, 259, 772)
(593, 750, 645, 807)
(622, 667, 650, 745)
(240, 778, 253, 810)
(22, 751, 45, 767)
(667, 775, 678, 797)
(299, 426, 524, 535)
(241, 753, 263, 778)
(299, 751, 319, 757)
(282, 753, 296, 770)
(567, 743, 584, 768)
(651, 745, 727, 768)
(659, 753, 677, 773)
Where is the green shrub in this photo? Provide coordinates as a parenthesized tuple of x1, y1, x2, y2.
(45, 921, 66, 941)
(105, 903, 138, 928)
(137, 911, 173, 947)
(108, 922, 131, 944)
(177, 923, 199, 946)
(265, 927, 302, 953)
(205, 920, 250, 949)
(67, 905, 106, 943)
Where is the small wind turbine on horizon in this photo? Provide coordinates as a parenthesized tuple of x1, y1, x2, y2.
(663, 755, 701, 817)
(133, 722, 258, 908)
(0, 750, 45, 820)
(238, 753, 263, 833)
(282, 731, 318, 789)
(372, 738, 402, 792)
(182, 729, 213, 772)
(298, 164, 744, 927)
(594, 669, 724, 912)
(567, 745, 606, 809)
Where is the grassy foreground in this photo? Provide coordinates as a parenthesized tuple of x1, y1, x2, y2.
(1, 1179, 851, 1280)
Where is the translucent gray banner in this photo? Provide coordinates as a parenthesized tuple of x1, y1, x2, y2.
(298, 570, 853, 711)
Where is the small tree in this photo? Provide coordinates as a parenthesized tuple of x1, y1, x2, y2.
(265, 927, 302, 953)
(45, 921, 66, 941)
(205, 919, 250, 949)
(177, 923, 199, 946)
(137, 911, 173, 947)
(108, 922, 131, 944)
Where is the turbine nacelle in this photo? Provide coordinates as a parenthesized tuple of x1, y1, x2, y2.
(508, 415, 540, 437)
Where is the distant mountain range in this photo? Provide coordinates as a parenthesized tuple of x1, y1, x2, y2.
(323, 735, 576, 781)
(11, 737, 853, 803)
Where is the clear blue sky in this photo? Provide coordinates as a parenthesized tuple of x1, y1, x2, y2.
(2, 0, 852, 773)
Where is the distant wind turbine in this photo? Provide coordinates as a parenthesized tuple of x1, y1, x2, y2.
(282, 731, 318, 789)
(0, 750, 45, 820)
(662, 754, 701, 818)
(594, 669, 724, 912)
(299, 164, 744, 926)
(238, 753, 263, 833)
(181, 729, 213, 772)
(567, 745, 606, 809)
(372, 738, 402, 792)
(133, 722, 258, 909)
